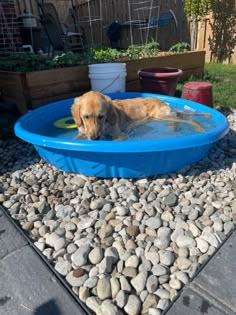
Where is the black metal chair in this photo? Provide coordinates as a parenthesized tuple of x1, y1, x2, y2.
(38, 2, 84, 54)
(40, 13, 83, 55)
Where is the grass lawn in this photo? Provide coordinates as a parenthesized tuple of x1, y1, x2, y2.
(205, 63, 236, 109)
(177, 63, 236, 109)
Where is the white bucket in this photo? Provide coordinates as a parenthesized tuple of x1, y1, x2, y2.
(88, 63, 127, 93)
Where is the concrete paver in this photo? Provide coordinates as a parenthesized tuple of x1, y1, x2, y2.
(0, 210, 27, 259)
(165, 287, 231, 315)
(193, 232, 236, 311)
(165, 230, 236, 315)
(0, 207, 88, 315)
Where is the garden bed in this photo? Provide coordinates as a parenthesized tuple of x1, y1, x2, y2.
(0, 51, 205, 114)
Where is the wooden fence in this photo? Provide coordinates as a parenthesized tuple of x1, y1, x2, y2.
(15, 0, 186, 50)
(15, 0, 236, 63)
(196, 15, 236, 64)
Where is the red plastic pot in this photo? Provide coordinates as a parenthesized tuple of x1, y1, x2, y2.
(138, 67, 183, 96)
(181, 81, 213, 107)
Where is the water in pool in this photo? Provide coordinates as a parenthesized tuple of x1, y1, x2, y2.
(42, 111, 217, 141)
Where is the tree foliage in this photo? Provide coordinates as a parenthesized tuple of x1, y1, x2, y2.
(184, 0, 215, 50)
(184, 0, 215, 18)
(209, 0, 236, 63)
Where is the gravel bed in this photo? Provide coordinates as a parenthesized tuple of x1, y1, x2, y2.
(0, 109, 236, 315)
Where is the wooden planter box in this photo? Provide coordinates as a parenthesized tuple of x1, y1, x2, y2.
(126, 50, 206, 91)
(0, 51, 205, 114)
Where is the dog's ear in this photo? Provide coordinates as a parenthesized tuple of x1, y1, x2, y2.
(71, 97, 82, 127)
(106, 102, 118, 125)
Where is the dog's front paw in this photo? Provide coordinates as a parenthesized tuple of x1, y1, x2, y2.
(195, 125, 205, 132)
(75, 133, 87, 140)
(113, 133, 129, 141)
(169, 122, 180, 131)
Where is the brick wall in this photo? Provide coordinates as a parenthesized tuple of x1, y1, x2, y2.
(0, 0, 22, 54)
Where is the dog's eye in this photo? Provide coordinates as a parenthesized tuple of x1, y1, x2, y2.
(83, 115, 89, 120)
(98, 115, 104, 120)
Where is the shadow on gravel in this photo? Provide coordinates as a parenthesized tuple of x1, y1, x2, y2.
(0, 140, 41, 176)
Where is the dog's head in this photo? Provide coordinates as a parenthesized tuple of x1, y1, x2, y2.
(71, 91, 118, 140)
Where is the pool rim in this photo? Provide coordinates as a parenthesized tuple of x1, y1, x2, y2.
(14, 92, 229, 153)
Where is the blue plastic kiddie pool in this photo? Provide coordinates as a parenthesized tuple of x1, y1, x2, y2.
(14, 92, 229, 178)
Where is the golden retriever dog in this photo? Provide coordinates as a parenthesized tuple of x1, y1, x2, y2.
(71, 91, 211, 140)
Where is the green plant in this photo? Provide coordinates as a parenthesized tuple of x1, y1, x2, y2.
(0, 52, 58, 72)
(169, 42, 191, 53)
(0, 52, 86, 72)
(126, 45, 145, 60)
(140, 40, 160, 57)
(53, 52, 83, 66)
(126, 40, 160, 59)
(0, 41, 165, 72)
(87, 48, 123, 63)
